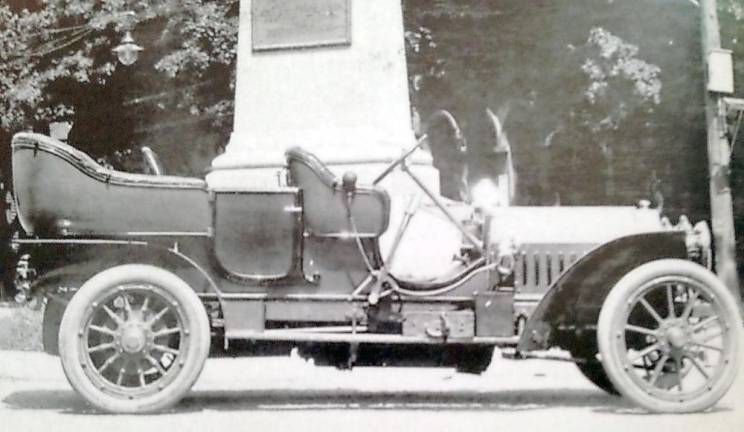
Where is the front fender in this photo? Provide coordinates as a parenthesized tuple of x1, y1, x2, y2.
(517, 231, 687, 352)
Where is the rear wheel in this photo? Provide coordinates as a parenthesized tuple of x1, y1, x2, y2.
(59, 264, 210, 413)
(597, 259, 741, 413)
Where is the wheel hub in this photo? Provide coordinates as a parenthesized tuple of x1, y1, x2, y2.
(120, 325, 148, 353)
(665, 326, 689, 349)
(659, 320, 690, 350)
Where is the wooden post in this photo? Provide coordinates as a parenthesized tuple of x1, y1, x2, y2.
(700, 0, 742, 303)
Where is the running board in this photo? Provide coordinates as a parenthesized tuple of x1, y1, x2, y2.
(225, 329, 519, 346)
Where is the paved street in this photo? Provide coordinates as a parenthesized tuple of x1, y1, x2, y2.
(0, 349, 742, 432)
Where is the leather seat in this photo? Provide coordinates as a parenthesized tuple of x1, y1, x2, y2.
(285, 147, 390, 238)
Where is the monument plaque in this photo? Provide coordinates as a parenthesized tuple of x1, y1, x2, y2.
(252, 0, 351, 51)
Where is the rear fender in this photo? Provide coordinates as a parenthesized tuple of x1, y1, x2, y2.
(28, 242, 217, 355)
(29, 242, 214, 294)
(517, 231, 687, 353)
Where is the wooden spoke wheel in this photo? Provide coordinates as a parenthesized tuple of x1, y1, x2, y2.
(59, 265, 210, 413)
(597, 259, 741, 413)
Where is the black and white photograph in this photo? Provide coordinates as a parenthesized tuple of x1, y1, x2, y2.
(0, 0, 743, 430)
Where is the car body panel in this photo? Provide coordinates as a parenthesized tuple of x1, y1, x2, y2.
(11, 132, 697, 355)
(212, 188, 304, 282)
(12, 133, 210, 237)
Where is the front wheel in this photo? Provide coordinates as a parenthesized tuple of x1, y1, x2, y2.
(597, 259, 741, 413)
(59, 264, 210, 413)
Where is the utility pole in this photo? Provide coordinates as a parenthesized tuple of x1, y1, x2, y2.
(699, 0, 742, 304)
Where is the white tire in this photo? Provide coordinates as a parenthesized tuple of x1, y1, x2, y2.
(59, 264, 210, 413)
(597, 259, 741, 413)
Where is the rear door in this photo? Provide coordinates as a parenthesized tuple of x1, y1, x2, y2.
(212, 188, 303, 282)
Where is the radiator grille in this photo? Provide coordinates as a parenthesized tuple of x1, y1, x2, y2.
(513, 244, 595, 294)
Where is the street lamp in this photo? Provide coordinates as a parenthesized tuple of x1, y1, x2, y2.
(112, 11, 142, 66)
(112, 31, 143, 66)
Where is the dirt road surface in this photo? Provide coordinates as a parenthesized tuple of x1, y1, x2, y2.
(0, 349, 742, 432)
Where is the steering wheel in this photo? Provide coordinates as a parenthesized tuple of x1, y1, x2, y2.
(372, 135, 427, 185)
(372, 109, 465, 186)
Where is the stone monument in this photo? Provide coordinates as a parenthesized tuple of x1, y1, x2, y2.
(207, 0, 438, 191)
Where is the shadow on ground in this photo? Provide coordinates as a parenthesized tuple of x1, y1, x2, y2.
(3, 387, 637, 415)
(5, 386, 735, 416)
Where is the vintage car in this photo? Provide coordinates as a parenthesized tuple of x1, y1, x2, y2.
(10, 131, 742, 414)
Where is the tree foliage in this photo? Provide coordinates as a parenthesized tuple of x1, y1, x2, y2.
(0, 0, 237, 135)
(579, 27, 661, 132)
(404, 0, 744, 213)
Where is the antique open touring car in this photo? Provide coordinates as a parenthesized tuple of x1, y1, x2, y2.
(10, 131, 742, 414)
